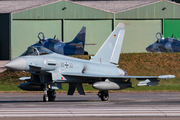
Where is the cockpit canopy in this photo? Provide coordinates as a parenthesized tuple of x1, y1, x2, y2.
(21, 46, 53, 56)
(155, 32, 164, 43)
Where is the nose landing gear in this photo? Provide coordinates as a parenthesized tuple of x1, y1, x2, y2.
(47, 90, 56, 101)
(97, 90, 109, 101)
(43, 85, 56, 102)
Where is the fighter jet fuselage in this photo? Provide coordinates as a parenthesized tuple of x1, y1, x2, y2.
(7, 48, 126, 83)
(5, 23, 175, 102)
(146, 32, 180, 52)
(35, 26, 89, 55)
(39, 38, 86, 55)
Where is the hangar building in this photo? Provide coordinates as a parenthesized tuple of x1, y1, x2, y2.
(0, 0, 180, 60)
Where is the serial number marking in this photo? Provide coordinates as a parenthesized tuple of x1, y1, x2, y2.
(60, 62, 73, 68)
(60, 62, 64, 67)
(69, 63, 73, 68)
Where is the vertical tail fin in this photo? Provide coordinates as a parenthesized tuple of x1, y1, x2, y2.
(91, 23, 125, 64)
(68, 26, 86, 48)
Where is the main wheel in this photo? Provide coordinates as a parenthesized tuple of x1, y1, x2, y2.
(100, 90, 109, 101)
(43, 94, 48, 102)
(84, 51, 88, 55)
(47, 90, 56, 102)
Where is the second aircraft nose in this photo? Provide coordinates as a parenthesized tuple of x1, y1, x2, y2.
(146, 45, 153, 52)
(5, 57, 26, 71)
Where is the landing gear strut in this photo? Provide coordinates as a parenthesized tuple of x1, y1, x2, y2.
(98, 90, 109, 101)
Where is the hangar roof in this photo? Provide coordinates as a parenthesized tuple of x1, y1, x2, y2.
(0, 0, 177, 14)
(0, 0, 60, 13)
(72, 0, 160, 13)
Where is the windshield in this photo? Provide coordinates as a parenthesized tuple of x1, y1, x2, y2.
(21, 46, 53, 56)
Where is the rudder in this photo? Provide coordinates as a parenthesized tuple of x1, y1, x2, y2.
(68, 26, 86, 47)
(90, 23, 125, 64)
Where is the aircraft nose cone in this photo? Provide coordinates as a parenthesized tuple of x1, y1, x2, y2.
(146, 45, 152, 52)
(5, 57, 26, 71)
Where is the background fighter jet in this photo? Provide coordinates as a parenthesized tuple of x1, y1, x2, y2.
(5, 23, 175, 102)
(36, 26, 95, 55)
(146, 32, 180, 53)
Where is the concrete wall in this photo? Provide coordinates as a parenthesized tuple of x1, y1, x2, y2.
(116, 20, 162, 53)
(11, 20, 62, 58)
(64, 20, 112, 55)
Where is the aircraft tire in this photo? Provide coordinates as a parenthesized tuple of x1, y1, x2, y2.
(100, 90, 109, 101)
(47, 90, 56, 102)
(43, 94, 48, 102)
(84, 51, 88, 55)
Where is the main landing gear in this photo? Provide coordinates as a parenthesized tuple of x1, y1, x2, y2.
(98, 90, 109, 101)
(43, 89, 56, 102)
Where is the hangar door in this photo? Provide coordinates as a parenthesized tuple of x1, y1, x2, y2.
(12, 20, 62, 59)
(164, 19, 180, 39)
(116, 20, 162, 53)
(64, 20, 112, 55)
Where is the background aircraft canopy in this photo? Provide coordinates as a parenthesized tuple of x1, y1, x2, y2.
(21, 46, 53, 56)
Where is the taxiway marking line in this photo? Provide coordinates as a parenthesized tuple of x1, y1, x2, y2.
(0, 108, 180, 117)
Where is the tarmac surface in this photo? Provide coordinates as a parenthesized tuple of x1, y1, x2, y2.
(0, 92, 180, 119)
(0, 61, 180, 119)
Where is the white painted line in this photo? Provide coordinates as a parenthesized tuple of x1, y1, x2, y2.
(0, 107, 180, 117)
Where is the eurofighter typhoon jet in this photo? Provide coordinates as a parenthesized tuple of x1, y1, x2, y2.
(146, 32, 180, 52)
(35, 26, 94, 55)
(5, 23, 175, 102)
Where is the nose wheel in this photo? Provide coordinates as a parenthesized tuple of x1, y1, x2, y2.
(43, 89, 56, 102)
(43, 94, 48, 102)
(98, 90, 109, 101)
(47, 90, 56, 101)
